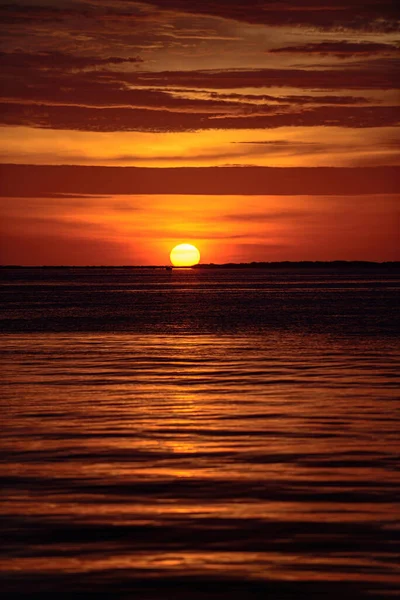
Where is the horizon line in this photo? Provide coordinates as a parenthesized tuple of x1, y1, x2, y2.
(1, 261, 399, 269)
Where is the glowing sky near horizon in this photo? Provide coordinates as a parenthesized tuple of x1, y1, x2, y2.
(0, 0, 399, 265)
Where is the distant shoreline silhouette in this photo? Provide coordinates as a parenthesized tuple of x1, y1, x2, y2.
(1, 261, 399, 269)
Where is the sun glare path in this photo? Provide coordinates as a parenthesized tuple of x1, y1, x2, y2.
(170, 244, 200, 267)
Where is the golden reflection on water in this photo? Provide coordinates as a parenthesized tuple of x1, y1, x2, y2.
(0, 551, 398, 585)
(1, 332, 400, 595)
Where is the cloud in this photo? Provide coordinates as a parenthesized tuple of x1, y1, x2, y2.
(122, 65, 400, 90)
(1, 52, 398, 136)
(0, 66, 290, 114)
(234, 141, 312, 146)
(0, 51, 143, 71)
(107, 141, 328, 164)
(209, 92, 371, 105)
(269, 41, 400, 57)
(0, 164, 398, 197)
(223, 210, 312, 222)
(136, 1, 400, 32)
(0, 2, 157, 25)
(1, 56, 382, 123)
(0, 4, 86, 24)
(1, 1, 398, 32)
(1, 101, 397, 132)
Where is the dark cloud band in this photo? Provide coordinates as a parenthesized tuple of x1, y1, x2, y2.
(1, 164, 398, 196)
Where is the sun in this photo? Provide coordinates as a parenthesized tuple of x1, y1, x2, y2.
(170, 243, 200, 267)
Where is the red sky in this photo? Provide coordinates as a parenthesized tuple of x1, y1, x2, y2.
(0, 0, 399, 265)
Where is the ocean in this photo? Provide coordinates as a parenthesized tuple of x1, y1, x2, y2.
(1, 266, 399, 599)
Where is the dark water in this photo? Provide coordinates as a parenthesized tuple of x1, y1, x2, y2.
(1, 267, 399, 599)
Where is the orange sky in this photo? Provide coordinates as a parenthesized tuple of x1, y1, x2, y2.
(0, 0, 399, 265)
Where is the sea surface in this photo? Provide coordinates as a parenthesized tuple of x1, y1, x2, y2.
(1, 267, 399, 599)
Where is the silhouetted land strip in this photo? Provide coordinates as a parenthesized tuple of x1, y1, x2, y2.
(1, 261, 399, 269)
(195, 261, 400, 269)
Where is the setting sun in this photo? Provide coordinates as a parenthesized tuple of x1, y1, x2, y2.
(170, 243, 200, 267)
